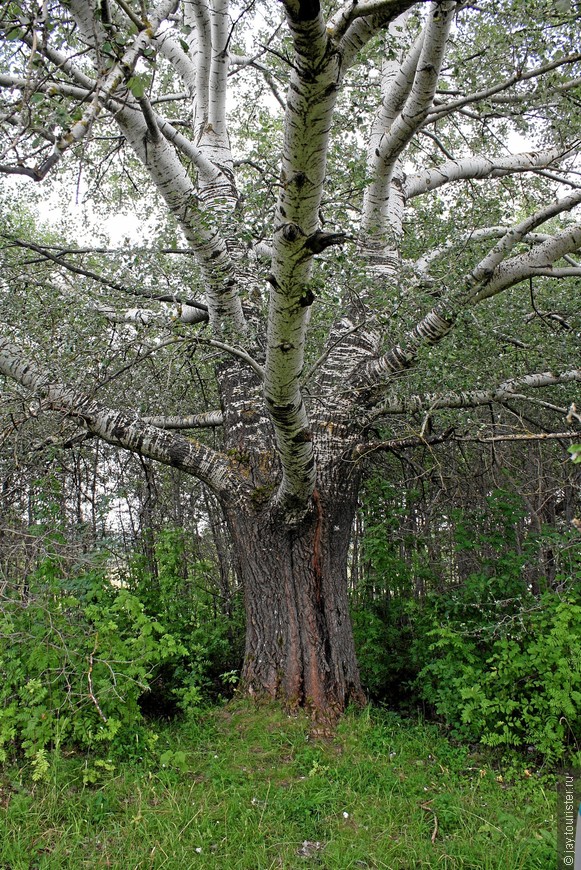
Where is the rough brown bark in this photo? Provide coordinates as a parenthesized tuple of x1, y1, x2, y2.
(223, 486, 365, 721)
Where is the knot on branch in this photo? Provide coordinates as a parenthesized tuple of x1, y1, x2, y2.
(293, 428, 313, 443)
(283, 0, 321, 23)
(304, 230, 347, 255)
(281, 222, 305, 242)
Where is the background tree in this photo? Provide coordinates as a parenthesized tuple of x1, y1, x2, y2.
(0, 0, 580, 720)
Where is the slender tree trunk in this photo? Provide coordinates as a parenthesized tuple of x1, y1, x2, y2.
(223, 487, 365, 721)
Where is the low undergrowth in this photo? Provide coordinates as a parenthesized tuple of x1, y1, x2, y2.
(0, 702, 558, 869)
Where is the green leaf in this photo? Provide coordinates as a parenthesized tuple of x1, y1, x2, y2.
(127, 76, 146, 99)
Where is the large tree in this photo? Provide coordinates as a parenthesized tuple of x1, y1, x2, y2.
(0, 0, 580, 719)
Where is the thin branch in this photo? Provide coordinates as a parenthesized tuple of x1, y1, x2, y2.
(354, 430, 580, 458)
(112, 0, 144, 29)
(371, 369, 581, 417)
(201, 338, 264, 379)
(87, 634, 108, 723)
(2, 236, 209, 312)
(426, 53, 581, 123)
(32, 0, 177, 181)
(155, 114, 228, 181)
(328, 0, 421, 43)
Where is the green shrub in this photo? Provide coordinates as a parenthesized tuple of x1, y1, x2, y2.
(412, 491, 581, 760)
(355, 483, 581, 760)
(126, 528, 245, 710)
(0, 520, 246, 764)
(417, 589, 581, 760)
(352, 478, 436, 704)
(0, 552, 192, 763)
(351, 599, 418, 703)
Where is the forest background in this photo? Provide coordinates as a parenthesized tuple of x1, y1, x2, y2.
(0, 5, 580, 863)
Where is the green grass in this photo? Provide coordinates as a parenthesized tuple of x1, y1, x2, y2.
(0, 703, 557, 869)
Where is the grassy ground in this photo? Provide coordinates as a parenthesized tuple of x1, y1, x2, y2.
(0, 703, 557, 869)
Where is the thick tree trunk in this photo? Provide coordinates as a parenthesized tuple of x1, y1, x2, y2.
(223, 488, 365, 721)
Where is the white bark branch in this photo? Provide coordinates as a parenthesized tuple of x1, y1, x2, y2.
(201, 338, 264, 378)
(361, 2, 455, 259)
(355, 429, 581, 456)
(155, 113, 229, 184)
(186, 0, 236, 191)
(96, 304, 208, 326)
(403, 148, 568, 200)
(327, 0, 419, 42)
(359, 196, 581, 390)
(208, 0, 229, 135)
(474, 223, 581, 301)
(32, 0, 177, 180)
(155, 28, 198, 92)
(262, 1, 346, 510)
(0, 336, 240, 496)
(185, 0, 212, 139)
(411, 226, 578, 276)
(525, 267, 581, 279)
(466, 190, 581, 289)
(460, 432, 580, 444)
(143, 411, 224, 428)
(113, 104, 246, 338)
(373, 370, 581, 417)
(0, 74, 92, 103)
(358, 16, 422, 272)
